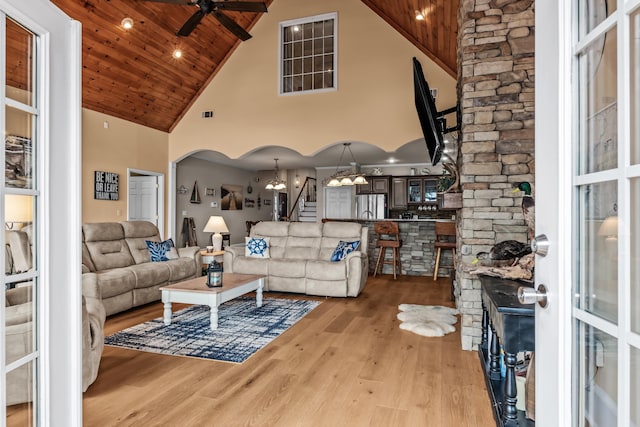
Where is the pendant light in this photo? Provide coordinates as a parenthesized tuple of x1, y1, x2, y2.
(265, 158, 287, 190)
(325, 143, 368, 187)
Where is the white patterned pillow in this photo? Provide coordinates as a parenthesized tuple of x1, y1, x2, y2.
(245, 237, 270, 258)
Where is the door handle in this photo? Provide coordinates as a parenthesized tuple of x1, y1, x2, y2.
(518, 284, 548, 308)
(531, 234, 549, 257)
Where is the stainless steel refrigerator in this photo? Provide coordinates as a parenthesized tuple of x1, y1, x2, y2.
(356, 194, 387, 219)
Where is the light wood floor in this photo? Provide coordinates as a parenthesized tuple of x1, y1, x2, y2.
(78, 275, 495, 426)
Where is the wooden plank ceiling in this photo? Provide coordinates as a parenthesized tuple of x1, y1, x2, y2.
(46, 0, 458, 133)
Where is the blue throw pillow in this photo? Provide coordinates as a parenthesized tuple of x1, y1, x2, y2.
(146, 238, 175, 262)
(330, 240, 360, 262)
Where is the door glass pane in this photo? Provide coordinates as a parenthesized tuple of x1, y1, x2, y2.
(632, 347, 639, 426)
(631, 9, 640, 165)
(5, 107, 34, 189)
(5, 18, 34, 107)
(579, 27, 617, 174)
(576, 181, 618, 323)
(579, 0, 616, 37)
(4, 194, 34, 277)
(6, 360, 35, 426)
(632, 178, 640, 333)
(573, 321, 618, 426)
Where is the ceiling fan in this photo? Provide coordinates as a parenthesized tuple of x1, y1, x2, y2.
(143, 0, 268, 39)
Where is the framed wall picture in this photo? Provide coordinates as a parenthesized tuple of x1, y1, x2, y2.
(94, 171, 119, 200)
(221, 184, 243, 210)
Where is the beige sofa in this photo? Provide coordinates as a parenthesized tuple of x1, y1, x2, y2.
(81, 221, 202, 316)
(224, 221, 368, 297)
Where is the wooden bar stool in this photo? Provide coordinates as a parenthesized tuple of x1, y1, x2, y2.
(373, 221, 402, 279)
(433, 221, 457, 280)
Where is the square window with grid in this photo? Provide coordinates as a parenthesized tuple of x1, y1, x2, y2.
(279, 13, 337, 95)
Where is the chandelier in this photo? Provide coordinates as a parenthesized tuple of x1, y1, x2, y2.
(265, 158, 287, 190)
(326, 143, 368, 187)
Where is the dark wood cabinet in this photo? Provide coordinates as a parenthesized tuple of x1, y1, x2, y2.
(356, 176, 389, 194)
(390, 177, 407, 209)
(407, 177, 438, 205)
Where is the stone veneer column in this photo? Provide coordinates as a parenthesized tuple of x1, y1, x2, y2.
(455, 0, 535, 350)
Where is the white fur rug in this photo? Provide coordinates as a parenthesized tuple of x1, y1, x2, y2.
(397, 304, 459, 337)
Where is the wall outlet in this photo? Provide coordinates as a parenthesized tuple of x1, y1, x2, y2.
(182, 210, 187, 216)
(595, 340, 604, 368)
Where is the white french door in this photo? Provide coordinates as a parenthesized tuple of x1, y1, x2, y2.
(1, 1, 81, 426)
(536, 0, 640, 426)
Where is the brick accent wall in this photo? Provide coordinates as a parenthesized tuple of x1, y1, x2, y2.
(456, 0, 535, 350)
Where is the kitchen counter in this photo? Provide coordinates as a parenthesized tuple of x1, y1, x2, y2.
(324, 217, 455, 222)
(323, 218, 456, 277)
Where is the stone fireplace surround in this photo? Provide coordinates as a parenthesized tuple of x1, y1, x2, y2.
(455, 0, 535, 350)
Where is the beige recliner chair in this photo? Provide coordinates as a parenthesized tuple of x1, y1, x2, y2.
(5, 231, 106, 405)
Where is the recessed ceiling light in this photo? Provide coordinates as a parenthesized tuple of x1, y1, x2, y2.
(121, 17, 134, 30)
(387, 158, 397, 164)
(415, 11, 425, 21)
(172, 49, 183, 59)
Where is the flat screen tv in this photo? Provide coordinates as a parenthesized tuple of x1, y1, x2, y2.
(413, 57, 442, 166)
(412, 57, 460, 166)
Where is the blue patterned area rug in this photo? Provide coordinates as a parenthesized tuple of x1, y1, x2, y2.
(104, 297, 320, 363)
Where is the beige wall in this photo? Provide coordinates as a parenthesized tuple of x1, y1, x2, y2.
(169, 0, 456, 162)
(176, 157, 274, 246)
(82, 109, 169, 227)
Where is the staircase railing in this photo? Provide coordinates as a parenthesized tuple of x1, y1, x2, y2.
(288, 176, 316, 221)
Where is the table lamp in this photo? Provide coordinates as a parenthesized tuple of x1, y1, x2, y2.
(203, 216, 229, 251)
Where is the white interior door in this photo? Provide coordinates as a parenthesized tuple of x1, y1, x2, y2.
(129, 175, 158, 224)
(536, 1, 640, 426)
(323, 187, 352, 219)
(128, 168, 165, 236)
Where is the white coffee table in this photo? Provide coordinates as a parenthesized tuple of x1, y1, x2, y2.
(159, 273, 265, 330)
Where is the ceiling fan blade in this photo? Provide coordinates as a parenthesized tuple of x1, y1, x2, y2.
(213, 1, 267, 13)
(177, 10, 205, 37)
(212, 10, 252, 41)
(141, 0, 195, 5)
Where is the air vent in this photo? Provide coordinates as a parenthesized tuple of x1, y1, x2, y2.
(202, 111, 214, 118)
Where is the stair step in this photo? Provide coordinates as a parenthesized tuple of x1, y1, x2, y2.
(298, 217, 317, 222)
(299, 211, 316, 217)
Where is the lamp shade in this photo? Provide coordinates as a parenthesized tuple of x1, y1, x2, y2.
(203, 216, 229, 233)
(5, 194, 33, 223)
(598, 215, 618, 238)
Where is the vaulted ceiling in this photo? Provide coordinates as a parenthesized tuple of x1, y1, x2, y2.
(50, 0, 459, 133)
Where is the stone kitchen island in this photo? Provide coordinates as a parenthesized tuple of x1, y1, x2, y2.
(324, 218, 456, 278)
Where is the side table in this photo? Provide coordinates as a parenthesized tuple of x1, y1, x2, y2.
(200, 250, 225, 272)
(478, 276, 535, 427)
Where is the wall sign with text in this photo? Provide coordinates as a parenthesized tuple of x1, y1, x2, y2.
(94, 171, 119, 200)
